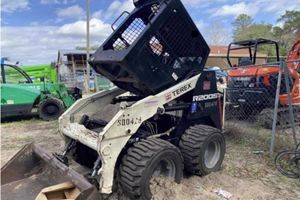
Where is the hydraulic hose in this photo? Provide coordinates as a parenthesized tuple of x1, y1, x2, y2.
(275, 143, 300, 181)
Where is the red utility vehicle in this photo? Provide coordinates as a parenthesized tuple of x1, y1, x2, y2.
(226, 38, 300, 128)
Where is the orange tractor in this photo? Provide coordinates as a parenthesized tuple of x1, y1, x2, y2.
(226, 38, 300, 128)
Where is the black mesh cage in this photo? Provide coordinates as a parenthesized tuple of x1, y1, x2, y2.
(89, 0, 210, 97)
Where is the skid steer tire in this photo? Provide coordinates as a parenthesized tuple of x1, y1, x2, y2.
(119, 138, 183, 200)
(179, 124, 225, 176)
(37, 98, 65, 121)
(72, 142, 98, 169)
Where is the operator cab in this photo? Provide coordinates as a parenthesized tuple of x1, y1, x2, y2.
(227, 38, 280, 67)
(1, 63, 33, 84)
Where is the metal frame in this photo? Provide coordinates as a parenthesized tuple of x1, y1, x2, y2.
(59, 74, 201, 193)
(89, 0, 210, 97)
(1, 64, 33, 84)
(227, 38, 280, 68)
(270, 60, 298, 155)
(222, 59, 300, 155)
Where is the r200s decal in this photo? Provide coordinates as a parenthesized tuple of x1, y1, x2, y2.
(193, 93, 218, 102)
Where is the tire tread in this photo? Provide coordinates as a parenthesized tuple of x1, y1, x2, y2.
(37, 97, 65, 121)
(120, 138, 183, 199)
(179, 124, 224, 175)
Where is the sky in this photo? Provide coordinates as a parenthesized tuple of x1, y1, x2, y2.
(1, 0, 299, 65)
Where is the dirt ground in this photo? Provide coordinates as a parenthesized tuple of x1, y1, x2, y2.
(1, 114, 61, 167)
(1, 114, 299, 200)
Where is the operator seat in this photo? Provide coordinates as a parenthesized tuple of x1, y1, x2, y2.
(239, 57, 253, 66)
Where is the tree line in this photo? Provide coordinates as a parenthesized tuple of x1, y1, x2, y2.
(206, 10, 300, 56)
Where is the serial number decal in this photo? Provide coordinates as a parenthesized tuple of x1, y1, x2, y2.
(205, 101, 218, 108)
(117, 117, 142, 126)
(193, 93, 218, 102)
(144, 100, 159, 107)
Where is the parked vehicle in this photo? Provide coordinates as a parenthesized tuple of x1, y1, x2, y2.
(205, 66, 228, 84)
(1, 62, 81, 120)
(226, 38, 300, 128)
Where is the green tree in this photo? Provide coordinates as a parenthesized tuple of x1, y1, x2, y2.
(231, 14, 287, 56)
(277, 10, 300, 38)
(274, 10, 300, 49)
(232, 15, 274, 41)
(231, 14, 253, 40)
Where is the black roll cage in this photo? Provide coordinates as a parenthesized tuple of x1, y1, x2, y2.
(226, 38, 280, 67)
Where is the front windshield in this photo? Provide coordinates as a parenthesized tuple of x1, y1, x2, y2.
(1, 65, 30, 84)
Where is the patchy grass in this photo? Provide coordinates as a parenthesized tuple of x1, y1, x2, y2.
(1, 116, 299, 199)
(225, 123, 296, 152)
(223, 122, 299, 190)
(1, 120, 61, 165)
(1, 144, 25, 150)
(14, 136, 34, 143)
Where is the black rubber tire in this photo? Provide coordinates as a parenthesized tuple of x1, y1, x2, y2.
(72, 142, 98, 168)
(37, 98, 65, 121)
(257, 108, 274, 129)
(179, 124, 225, 176)
(119, 138, 183, 200)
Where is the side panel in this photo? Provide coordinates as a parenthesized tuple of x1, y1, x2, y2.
(1, 104, 33, 117)
(18, 83, 55, 93)
(14, 83, 76, 108)
(1, 84, 40, 106)
(188, 71, 222, 129)
(1, 84, 40, 117)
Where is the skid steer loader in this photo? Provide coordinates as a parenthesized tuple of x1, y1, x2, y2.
(1, 0, 226, 199)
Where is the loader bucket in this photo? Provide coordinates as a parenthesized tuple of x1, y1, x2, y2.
(1, 143, 96, 200)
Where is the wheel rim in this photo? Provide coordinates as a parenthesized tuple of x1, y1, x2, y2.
(46, 105, 56, 114)
(43, 103, 59, 117)
(204, 140, 221, 169)
(152, 158, 176, 178)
